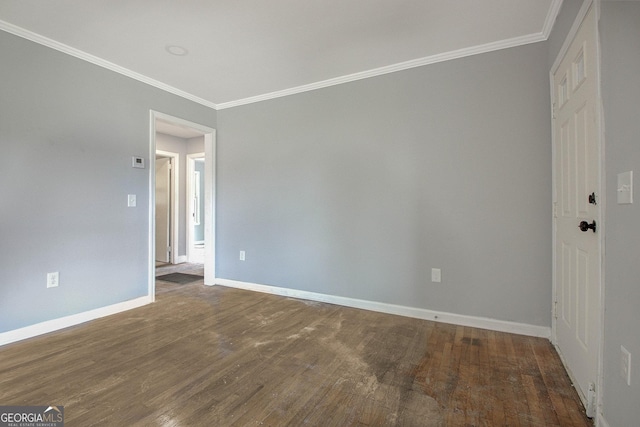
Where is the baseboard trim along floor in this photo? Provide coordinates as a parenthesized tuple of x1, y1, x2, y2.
(1, 277, 550, 348)
(0, 296, 152, 346)
(215, 278, 551, 339)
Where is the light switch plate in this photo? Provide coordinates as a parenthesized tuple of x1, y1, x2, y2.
(617, 171, 633, 204)
(132, 156, 145, 169)
(128, 194, 137, 207)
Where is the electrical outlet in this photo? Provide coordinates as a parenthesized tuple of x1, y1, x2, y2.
(47, 272, 59, 288)
(621, 345, 631, 386)
(431, 268, 441, 283)
(239, 251, 246, 261)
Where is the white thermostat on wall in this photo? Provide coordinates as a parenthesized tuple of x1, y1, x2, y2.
(132, 156, 145, 169)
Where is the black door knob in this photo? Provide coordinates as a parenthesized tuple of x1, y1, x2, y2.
(579, 220, 597, 233)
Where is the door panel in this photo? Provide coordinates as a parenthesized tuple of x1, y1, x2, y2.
(576, 102, 590, 218)
(576, 247, 589, 348)
(560, 117, 574, 217)
(560, 242, 572, 327)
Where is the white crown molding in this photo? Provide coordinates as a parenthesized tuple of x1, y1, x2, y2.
(216, 278, 551, 338)
(0, 296, 152, 347)
(3, 0, 564, 112)
(0, 20, 218, 110)
(216, 32, 548, 110)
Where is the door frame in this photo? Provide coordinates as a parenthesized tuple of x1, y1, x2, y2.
(155, 151, 179, 265)
(549, 0, 605, 419)
(186, 152, 205, 263)
(149, 111, 217, 300)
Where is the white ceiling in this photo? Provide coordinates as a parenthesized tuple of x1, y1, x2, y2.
(0, 0, 560, 109)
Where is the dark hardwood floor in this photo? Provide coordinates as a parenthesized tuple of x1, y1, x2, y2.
(0, 277, 592, 426)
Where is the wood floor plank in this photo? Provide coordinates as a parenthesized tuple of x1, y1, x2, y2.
(0, 280, 592, 426)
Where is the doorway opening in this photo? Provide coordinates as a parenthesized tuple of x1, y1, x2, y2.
(187, 153, 206, 264)
(149, 111, 216, 300)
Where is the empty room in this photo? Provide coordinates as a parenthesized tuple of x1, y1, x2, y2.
(0, 1, 638, 426)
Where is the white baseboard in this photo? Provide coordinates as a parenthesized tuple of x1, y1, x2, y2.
(0, 296, 153, 347)
(175, 255, 188, 264)
(215, 279, 551, 338)
(1, 280, 551, 347)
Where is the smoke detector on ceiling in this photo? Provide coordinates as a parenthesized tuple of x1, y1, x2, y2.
(165, 45, 188, 56)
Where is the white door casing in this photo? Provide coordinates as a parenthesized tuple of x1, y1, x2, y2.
(155, 157, 171, 263)
(552, 4, 601, 417)
(149, 110, 217, 296)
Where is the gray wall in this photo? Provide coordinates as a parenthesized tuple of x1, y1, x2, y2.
(0, 30, 216, 333)
(3, 3, 637, 422)
(187, 136, 205, 155)
(217, 41, 553, 327)
(600, 2, 640, 425)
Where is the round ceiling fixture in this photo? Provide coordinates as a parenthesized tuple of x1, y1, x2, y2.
(165, 45, 189, 56)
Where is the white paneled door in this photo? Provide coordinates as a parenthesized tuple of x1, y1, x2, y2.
(553, 5, 601, 417)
